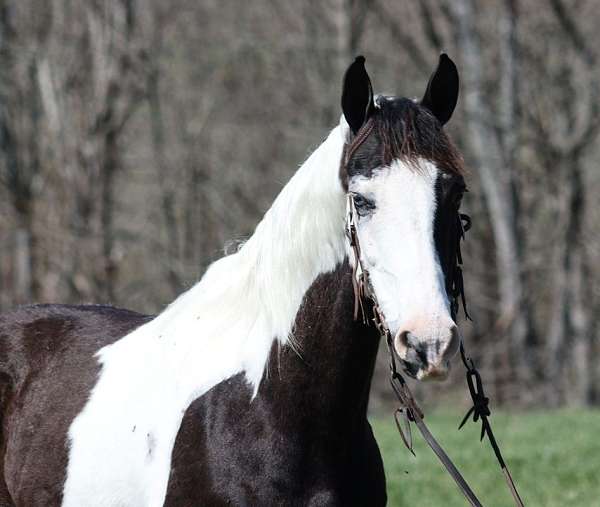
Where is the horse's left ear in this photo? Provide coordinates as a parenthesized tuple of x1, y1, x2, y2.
(421, 53, 459, 125)
(342, 55, 374, 135)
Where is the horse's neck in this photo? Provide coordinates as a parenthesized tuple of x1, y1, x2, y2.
(256, 263, 380, 425)
(146, 124, 351, 404)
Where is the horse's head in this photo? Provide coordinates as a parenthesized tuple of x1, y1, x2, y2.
(340, 55, 465, 381)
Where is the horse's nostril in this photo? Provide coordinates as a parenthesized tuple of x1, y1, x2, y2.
(394, 330, 410, 359)
(394, 331, 427, 377)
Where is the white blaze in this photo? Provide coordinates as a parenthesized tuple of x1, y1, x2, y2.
(349, 160, 455, 365)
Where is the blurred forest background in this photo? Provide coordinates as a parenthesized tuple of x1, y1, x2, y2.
(0, 0, 599, 409)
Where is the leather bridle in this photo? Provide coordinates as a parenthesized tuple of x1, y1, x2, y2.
(343, 125, 525, 507)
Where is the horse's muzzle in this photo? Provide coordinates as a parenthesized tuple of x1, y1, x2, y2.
(394, 325, 459, 381)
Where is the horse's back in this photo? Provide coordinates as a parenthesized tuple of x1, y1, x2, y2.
(0, 304, 151, 506)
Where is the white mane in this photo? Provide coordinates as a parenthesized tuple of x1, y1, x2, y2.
(63, 123, 350, 507)
(152, 123, 349, 392)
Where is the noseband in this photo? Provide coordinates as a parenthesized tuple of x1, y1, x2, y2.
(342, 125, 525, 507)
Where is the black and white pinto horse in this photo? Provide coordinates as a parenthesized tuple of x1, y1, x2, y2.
(0, 55, 467, 506)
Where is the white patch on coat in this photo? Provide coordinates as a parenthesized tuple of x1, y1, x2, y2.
(62, 124, 349, 507)
(348, 161, 456, 370)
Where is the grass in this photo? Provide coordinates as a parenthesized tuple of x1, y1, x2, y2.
(371, 409, 600, 507)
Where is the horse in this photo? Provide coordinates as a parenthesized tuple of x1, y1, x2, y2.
(0, 54, 466, 506)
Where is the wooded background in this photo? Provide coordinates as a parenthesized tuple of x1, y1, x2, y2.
(1, 0, 598, 408)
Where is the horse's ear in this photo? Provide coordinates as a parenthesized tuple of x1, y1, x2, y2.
(421, 53, 459, 125)
(342, 56, 374, 135)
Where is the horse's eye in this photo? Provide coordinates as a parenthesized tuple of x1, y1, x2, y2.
(353, 193, 376, 216)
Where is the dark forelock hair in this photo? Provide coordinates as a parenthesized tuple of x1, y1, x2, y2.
(373, 97, 464, 174)
(343, 97, 465, 184)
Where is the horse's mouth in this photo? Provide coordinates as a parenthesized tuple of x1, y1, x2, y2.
(400, 359, 420, 379)
(395, 349, 450, 382)
(390, 345, 420, 380)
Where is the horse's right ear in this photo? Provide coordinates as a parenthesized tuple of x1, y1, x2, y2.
(341, 56, 374, 135)
(421, 53, 459, 125)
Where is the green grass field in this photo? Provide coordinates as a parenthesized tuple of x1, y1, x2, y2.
(371, 409, 600, 507)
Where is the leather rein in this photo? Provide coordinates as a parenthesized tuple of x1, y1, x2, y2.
(342, 122, 525, 507)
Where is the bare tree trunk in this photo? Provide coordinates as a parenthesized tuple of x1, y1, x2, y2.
(371, 0, 429, 69)
(14, 228, 32, 301)
(332, 0, 352, 73)
(147, 66, 183, 293)
(544, 0, 599, 406)
(587, 284, 600, 405)
(568, 164, 588, 405)
(179, 112, 215, 272)
(0, 0, 42, 304)
(93, 0, 144, 302)
(100, 128, 118, 302)
(451, 0, 532, 400)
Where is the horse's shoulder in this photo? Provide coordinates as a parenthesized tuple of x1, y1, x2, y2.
(0, 304, 154, 505)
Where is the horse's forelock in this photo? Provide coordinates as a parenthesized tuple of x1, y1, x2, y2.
(345, 97, 465, 179)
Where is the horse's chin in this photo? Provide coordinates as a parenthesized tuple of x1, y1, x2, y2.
(416, 365, 450, 382)
(399, 357, 450, 382)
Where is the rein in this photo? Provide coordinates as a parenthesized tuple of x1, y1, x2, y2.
(342, 128, 525, 507)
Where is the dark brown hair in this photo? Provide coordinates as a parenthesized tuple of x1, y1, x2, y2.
(342, 97, 465, 185)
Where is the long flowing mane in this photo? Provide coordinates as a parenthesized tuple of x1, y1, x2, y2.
(146, 124, 349, 393)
